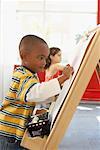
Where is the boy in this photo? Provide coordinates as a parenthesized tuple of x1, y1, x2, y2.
(0, 35, 73, 150)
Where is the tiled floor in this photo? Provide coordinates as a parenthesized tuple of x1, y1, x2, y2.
(59, 103, 100, 150)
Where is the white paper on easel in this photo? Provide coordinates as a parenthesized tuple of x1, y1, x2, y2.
(50, 31, 96, 128)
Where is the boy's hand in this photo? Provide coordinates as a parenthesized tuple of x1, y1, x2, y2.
(62, 65, 74, 79)
(57, 64, 74, 86)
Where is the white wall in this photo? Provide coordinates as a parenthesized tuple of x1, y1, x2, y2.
(0, 1, 18, 100)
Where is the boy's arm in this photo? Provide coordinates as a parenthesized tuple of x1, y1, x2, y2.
(26, 65, 73, 103)
(26, 78, 61, 103)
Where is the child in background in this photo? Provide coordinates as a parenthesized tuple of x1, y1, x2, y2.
(37, 47, 66, 82)
(40, 47, 70, 109)
(0, 35, 73, 150)
(45, 47, 64, 81)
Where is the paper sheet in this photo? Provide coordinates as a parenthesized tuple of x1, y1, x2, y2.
(50, 31, 96, 128)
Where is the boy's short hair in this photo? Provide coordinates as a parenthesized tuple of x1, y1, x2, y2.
(19, 35, 48, 52)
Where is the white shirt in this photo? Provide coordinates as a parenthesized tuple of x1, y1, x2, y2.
(26, 78, 61, 103)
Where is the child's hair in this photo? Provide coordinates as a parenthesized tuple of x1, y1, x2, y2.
(19, 34, 48, 52)
(45, 47, 61, 69)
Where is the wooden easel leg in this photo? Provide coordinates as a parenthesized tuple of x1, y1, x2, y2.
(46, 146, 58, 150)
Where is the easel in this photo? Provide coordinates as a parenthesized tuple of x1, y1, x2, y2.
(21, 29, 100, 150)
(82, 25, 100, 101)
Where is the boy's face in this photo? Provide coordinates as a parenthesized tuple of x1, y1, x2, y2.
(23, 43, 49, 73)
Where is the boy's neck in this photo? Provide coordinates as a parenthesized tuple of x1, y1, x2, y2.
(22, 65, 36, 74)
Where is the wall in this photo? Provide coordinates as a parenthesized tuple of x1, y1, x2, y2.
(0, 1, 18, 100)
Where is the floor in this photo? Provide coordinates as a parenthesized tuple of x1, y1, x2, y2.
(59, 103, 100, 150)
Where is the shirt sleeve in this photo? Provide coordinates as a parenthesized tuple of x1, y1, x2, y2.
(26, 78, 61, 103)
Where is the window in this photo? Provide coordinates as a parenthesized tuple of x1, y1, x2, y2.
(16, 0, 97, 63)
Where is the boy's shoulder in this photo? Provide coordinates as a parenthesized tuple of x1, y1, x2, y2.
(15, 66, 26, 74)
(13, 66, 38, 82)
(13, 66, 31, 79)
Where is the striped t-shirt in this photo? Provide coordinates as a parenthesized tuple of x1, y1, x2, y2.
(0, 66, 39, 140)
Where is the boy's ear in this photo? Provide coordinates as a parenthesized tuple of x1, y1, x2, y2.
(20, 50, 27, 60)
(19, 51, 23, 60)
